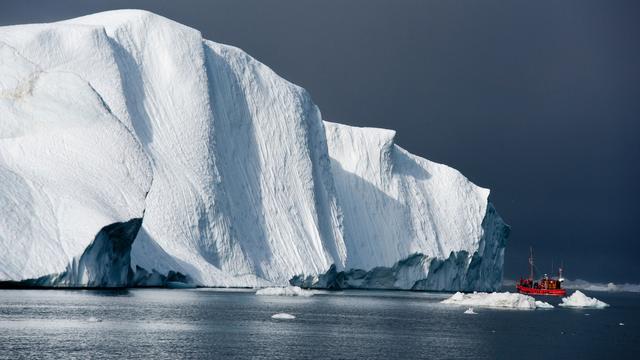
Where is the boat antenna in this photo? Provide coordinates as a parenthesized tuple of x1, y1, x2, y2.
(559, 260, 565, 282)
(529, 247, 534, 280)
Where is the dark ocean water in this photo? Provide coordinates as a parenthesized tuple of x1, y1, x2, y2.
(0, 289, 638, 359)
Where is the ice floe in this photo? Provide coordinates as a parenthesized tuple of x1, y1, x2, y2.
(442, 292, 553, 310)
(271, 313, 296, 320)
(558, 290, 609, 309)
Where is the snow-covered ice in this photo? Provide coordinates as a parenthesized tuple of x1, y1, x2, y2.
(256, 286, 313, 297)
(442, 292, 553, 310)
(271, 313, 296, 320)
(0, 10, 509, 290)
(558, 291, 609, 309)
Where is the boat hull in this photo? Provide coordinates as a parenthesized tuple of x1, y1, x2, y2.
(517, 285, 566, 297)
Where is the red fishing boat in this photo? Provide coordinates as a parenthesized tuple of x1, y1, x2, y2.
(516, 247, 567, 297)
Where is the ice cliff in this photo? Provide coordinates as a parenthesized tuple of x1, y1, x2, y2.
(0, 10, 509, 290)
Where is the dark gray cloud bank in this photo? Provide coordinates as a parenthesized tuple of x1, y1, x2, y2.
(2, 0, 638, 283)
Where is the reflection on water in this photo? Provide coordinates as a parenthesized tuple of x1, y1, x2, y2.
(0, 289, 638, 359)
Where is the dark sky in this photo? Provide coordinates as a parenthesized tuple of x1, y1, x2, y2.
(2, 1, 638, 283)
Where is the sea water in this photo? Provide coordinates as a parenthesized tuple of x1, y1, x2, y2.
(0, 289, 638, 359)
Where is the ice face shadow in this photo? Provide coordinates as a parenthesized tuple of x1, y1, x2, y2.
(391, 147, 432, 180)
(328, 158, 415, 270)
(203, 45, 271, 277)
(108, 36, 155, 147)
(131, 227, 202, 284)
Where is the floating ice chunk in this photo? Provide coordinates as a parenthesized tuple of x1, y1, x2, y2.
(619, 322, 624, 326)
(271, 313, 296, 320)
(442, 292, 553, 310)
(87, 317, 103, 322)
(535, 301, 554, 309)
(559, 291, 609, 309)
(256, 286, 313, 297)
(464, 307, 477, 314)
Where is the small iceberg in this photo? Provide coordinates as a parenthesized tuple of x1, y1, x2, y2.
(256, 286, 313, 297)
(558, 290, 609, 309)
(271, 313, 296, 320)
(442, 292, 553, 310)
(535, 301, 555, 309)
(464, 307, 477, 314)
(87, 317, 103, 322)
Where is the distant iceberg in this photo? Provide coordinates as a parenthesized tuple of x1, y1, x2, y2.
(563, 279, 640, 293)
(559, 291, 609, 309)
(442, 292, 553, 310)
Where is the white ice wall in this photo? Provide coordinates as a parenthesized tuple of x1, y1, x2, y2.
(0, 10, 507, 290)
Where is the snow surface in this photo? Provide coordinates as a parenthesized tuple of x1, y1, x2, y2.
(442, 292, 553, 310)
(271, 313, 296, 320)
(256, 286, 313, 297)
(559, 291, 609, 309)
(0, 10, 509, 289)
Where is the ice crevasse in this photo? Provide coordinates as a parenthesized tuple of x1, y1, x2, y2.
(0, 10, 509, 290)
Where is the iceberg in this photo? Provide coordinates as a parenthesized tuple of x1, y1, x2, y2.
(558, 291, 609, 309)
(464, 307, 477, 314)
(256, 286, 313, 297)
(535, 300, 555, 309)
(0, 10, 509, 290)
(271, 313, 296, 320)
(563, 279, 640, 293)
(442, 292, 553, 310)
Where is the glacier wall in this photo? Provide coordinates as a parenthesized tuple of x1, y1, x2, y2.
(0, 10, 508, 290)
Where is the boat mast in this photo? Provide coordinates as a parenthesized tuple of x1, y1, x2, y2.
(529, 247, 534, 280)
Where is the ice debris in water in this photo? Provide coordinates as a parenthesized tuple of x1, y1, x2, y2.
(87, 317, 103, 322)
(442, 292, 553, 310)
(256, 286, 313, 297)
(464, 307, 477, 314)
(558, 290, 609, 309)
(535, 301, 554, 309)
(271, 313, 296, 320)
